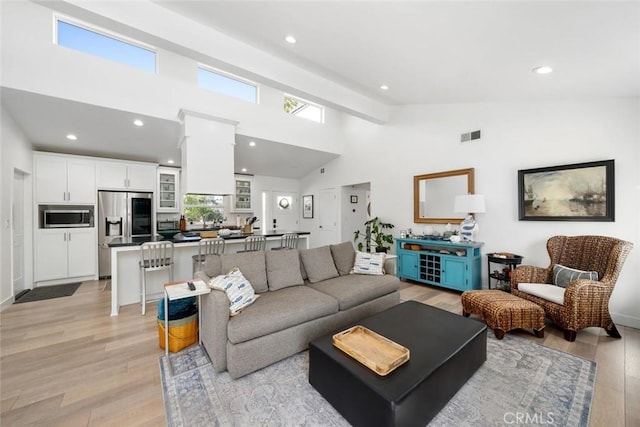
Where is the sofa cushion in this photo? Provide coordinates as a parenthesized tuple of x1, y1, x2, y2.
(330, 241, 356, 276)
(265, 249, 304, 291)
(221, 251, 268, 293)
(203, 254, 222, 277)
(309, 274, 400, 311)
(552, 264, 598, 288)
(227, 286, 339, 344)
(351, 251, 386, 275)
(299, 245, 339, 283)
(209, 267, 260, 315)
(518, 282, 565, 305)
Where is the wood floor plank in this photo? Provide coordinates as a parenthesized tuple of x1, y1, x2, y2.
(1, 279, 638, 425)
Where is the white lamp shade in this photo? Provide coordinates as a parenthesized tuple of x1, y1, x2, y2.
(454, 194, 486, 214)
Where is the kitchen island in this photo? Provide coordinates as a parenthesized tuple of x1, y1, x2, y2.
(108, 231, 310, 316)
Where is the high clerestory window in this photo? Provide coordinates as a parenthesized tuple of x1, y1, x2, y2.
(284, 95, 324, 123)
(198, 66, 258, 103)
(55, 18, 156, 73)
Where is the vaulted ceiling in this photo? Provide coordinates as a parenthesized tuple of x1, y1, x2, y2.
(3, 1, 638, 178)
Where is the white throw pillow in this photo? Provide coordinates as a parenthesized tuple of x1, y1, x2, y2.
(350, 251, 386, 276)
(209, 267, 259, 316)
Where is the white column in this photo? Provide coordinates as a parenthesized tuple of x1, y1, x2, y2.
(178, 109, 238, 196)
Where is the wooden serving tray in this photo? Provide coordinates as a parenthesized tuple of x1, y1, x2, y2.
(332, 325, 410, 376)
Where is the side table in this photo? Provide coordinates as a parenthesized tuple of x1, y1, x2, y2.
(164, 279, 210, 376)
(486, 253, 523, 291)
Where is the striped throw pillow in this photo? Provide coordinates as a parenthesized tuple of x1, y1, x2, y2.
(351, 251, 386, 275)
(552, 264, 598, 288)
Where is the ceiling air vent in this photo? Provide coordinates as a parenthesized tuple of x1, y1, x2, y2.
(461, 130, 481, 143)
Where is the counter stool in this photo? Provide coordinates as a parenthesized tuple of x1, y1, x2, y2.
(139, 241, 174, 315)
(272, 233, 299, 250)
(240, 235, 266, 252)
(192, 238, 225, 276)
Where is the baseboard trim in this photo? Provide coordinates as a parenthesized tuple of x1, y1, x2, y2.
(0, 296, 15, 312)
(612, 312, 640, 330)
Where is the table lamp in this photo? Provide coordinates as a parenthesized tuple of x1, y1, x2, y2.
(454, 194, 486, 241)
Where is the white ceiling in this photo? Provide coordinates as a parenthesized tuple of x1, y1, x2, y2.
(156, 1, 640, 104)
(3, 1, 638, 178)
(1, 87, 338, 178)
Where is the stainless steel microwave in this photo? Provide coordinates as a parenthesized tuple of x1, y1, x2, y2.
(40, 205, 94, 228)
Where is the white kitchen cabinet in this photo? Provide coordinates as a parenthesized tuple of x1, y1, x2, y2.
(157, 167, 180, 212)
(35, 153, 96, 204)
(35, 228, 96, 281)
(97, 161, 156, 191)
(231, 176, 252, 212)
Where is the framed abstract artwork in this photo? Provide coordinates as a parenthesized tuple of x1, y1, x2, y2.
(518, 159, 614, 221)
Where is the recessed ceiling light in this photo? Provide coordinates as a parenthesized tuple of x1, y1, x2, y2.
(380, 85, 389, 90)
(133, 119, 144, 126)
(285, 35, 296, 44)
(249, 141, 256, 147)
(532, 66, 553, 74)
(66, 134, 77, 141)
(167, 159, 175, 164)
(241, 168, 247, 172)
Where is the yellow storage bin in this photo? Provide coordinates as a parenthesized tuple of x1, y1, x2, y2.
(157, 313, 198, 353)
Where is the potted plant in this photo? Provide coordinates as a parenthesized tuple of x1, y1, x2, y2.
(353, 217, 395, 253)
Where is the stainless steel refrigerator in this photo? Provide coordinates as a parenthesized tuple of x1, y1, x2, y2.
(98, 191, 153, 277)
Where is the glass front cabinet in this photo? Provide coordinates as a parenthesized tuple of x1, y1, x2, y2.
(396, 238, 483, 291)
(157, 167, 180, 213)
(231, 176, 252, 212)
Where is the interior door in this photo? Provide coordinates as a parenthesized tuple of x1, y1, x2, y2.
(271, 191, 298, 230)
(318, 188, 338, 246)
(12, 170, 26, 294)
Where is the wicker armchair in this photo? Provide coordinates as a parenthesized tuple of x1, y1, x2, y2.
(511, 235, 633, 342)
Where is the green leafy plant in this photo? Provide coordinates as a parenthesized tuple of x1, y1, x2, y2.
(353, 217, 395, 252)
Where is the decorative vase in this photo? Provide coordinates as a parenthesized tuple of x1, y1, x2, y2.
(459, 215, 477, 241)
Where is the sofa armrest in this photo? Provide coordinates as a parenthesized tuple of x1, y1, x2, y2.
(511, 265, 551, 291)
(197, 270, 231, 373)
(384, 256, 397, 275)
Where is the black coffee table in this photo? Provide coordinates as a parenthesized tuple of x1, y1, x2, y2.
(309, 301, 487, 427)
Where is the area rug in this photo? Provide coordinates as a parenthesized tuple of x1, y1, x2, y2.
(14, 282, 81, 303)
(160, 333, 596, 426)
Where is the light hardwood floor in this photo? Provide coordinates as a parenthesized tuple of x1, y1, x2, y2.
(1, 280, 638, 426)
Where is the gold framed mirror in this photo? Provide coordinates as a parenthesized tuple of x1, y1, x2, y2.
(413, 168, 475, 224)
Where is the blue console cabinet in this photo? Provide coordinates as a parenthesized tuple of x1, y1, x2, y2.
(396, 238, 484, 292)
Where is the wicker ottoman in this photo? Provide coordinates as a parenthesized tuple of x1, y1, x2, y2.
(461, 290, 545, 339)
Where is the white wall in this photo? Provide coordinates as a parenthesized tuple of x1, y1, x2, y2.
(1, 107, 33, 309)
(301, 98, 640, 327)
(341, 183, 369, 245)
(0, 1, 349, 157)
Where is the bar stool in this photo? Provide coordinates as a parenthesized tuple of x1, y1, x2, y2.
(139, 241, 174, 315)
(272, 233, 299, 250)
(192, 237, 225, 276)
(241, 235, 266, 252)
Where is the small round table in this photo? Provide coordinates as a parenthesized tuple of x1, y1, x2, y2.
(486, 253, 524, 291)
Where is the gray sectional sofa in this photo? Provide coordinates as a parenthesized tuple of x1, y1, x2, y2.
(195, 241, 400, 379)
